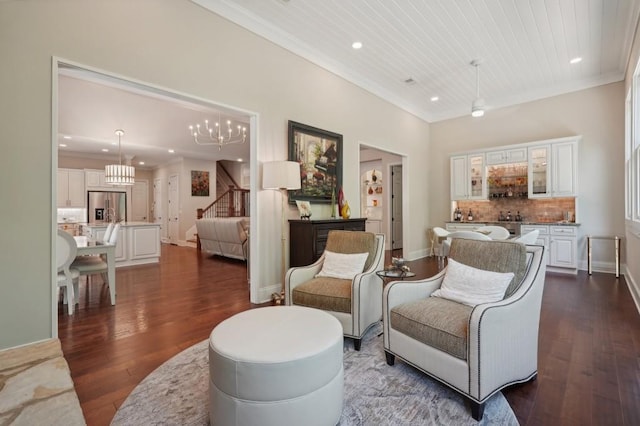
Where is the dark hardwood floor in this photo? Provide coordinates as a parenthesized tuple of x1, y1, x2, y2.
(59, 244, 640, 425)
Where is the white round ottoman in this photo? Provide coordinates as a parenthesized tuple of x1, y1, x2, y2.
(209, 306, 344, 426)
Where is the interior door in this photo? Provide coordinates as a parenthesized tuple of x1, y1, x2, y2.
(131, 180, 149, 222)
(153, 178, 168, 242)
(168, 174, 179, 244)
(391, 165, 403, 250)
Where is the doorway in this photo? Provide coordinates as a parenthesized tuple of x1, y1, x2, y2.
(52, 58, 259, 333)
(167, 174, 179, 244)
(359, 145, 406, 255)
(391, 164, 403, 251)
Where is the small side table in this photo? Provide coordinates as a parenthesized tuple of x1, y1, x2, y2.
(376, 269, 416, 285)
(587, 235, 621, 278)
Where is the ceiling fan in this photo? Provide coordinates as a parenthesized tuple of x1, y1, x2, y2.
(470, 59, 485, 118)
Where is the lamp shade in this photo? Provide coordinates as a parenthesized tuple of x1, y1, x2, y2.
(263, 161, 301, 190)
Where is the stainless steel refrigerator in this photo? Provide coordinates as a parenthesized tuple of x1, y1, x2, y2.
(87, 191, 127, 223)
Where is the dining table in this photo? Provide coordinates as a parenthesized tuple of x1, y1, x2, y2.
(73, 235, 116, 305)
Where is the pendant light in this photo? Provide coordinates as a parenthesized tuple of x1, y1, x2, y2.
(105, 129, 135, 185)
(471, 59, 485, 118)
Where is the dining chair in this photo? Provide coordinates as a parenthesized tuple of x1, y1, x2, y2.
(71, 223, 120, 297)
(442, 230, 492, 257)
(430, 227, 450, 257)
(103, 221, 115, 243)
(515, 229, 540, 245)
(474, 225, 510, 240)
(57, 230, 79, 315)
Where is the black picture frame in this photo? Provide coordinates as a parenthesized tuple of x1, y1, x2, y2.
(288, 120, 343, 204)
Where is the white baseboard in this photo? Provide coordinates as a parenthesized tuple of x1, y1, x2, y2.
(257, 283, 282, 304)
(624, 264, 640, 315)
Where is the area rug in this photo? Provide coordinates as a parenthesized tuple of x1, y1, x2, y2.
(112, 324, 518, 425)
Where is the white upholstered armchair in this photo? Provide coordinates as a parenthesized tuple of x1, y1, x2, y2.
(383, 239, 546, 421)
(285, 230, 385, 350)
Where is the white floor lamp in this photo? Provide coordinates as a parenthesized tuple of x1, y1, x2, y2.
(263, 161, 301, 304)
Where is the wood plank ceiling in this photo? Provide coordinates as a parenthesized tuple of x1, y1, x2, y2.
(194, 0, 640, 122)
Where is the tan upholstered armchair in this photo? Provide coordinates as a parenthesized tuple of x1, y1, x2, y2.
(285, 230, 385, 350)
(383, 239, 546, 421)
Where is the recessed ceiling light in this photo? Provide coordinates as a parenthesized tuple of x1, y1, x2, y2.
(138, 161, 145, 165)
(237, 158, 243, 162)
(168, 149, 175, 153)
(430, 96, 439, 102)
(63, 135, 72, 140)
(59, 143, 67, 148)
(570, 57, 582, 64)
(352, 41, 362, 49)
(101, 148, 109, 152)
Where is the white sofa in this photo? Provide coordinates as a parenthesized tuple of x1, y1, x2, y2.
(196, 217, 249, 261)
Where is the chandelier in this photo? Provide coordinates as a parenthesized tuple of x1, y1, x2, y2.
(189, 113, 247, 150)
(105, 129, 135, 185)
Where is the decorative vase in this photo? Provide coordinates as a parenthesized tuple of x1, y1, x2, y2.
(371, 170, 377, 182)
(338, 187, 345, 212)
(341, 200, 351, 219)
(368, 186, 374, 195)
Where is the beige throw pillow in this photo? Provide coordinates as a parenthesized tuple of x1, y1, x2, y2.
(316, 250, 369, 280)
(431, 258, 514, 307)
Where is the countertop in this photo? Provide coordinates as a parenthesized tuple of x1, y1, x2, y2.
(446, 220, 580, 226)
(82, 222, 160, 227)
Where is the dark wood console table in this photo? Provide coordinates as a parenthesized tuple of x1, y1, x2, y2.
(289, 218, 367, 267)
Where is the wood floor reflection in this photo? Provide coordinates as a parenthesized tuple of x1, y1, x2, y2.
(59, 244, 640, 426)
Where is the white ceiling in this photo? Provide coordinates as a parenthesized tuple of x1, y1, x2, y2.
(59, 1, 640, 168)
(195, 0, 640, 122)
(57, 67, 251, 169)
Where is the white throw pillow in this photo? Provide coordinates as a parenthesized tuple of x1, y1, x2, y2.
(431, 258, 514, 307)
(316, 250, 369, 280)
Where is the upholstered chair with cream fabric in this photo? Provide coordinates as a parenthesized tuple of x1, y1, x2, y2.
(285, 230, 385, 351)
(383, 239, 546, 421)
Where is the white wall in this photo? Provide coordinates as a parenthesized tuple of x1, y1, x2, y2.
(430, 82, 626, 271)
(0, 0, 430, 349)
(624, 19, 640, 309)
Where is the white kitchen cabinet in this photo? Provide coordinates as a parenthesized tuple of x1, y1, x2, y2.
(528, 139, 578, 198)
(549, 226, 577, 269)
(551, 141, 578, 197)
(57, 168, 85, 207)
(521, 224, 577, 272)
(128, 225, 161, 260)
(82, 222, 160, 266)
(450, 154, 486, 200)
(86, 169, 122, 190)
(485, 148, 527, 165)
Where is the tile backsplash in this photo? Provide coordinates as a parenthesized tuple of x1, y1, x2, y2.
(456, 197, 576, 223)
(57, 208, 86, 223)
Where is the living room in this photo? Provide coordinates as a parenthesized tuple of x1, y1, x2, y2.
(1, 0, 640, 425)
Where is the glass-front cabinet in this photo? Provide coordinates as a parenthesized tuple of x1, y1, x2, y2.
(450, 154, 486, 200)
(528, 141, 577, 198)
(528, 145, 550, 197)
